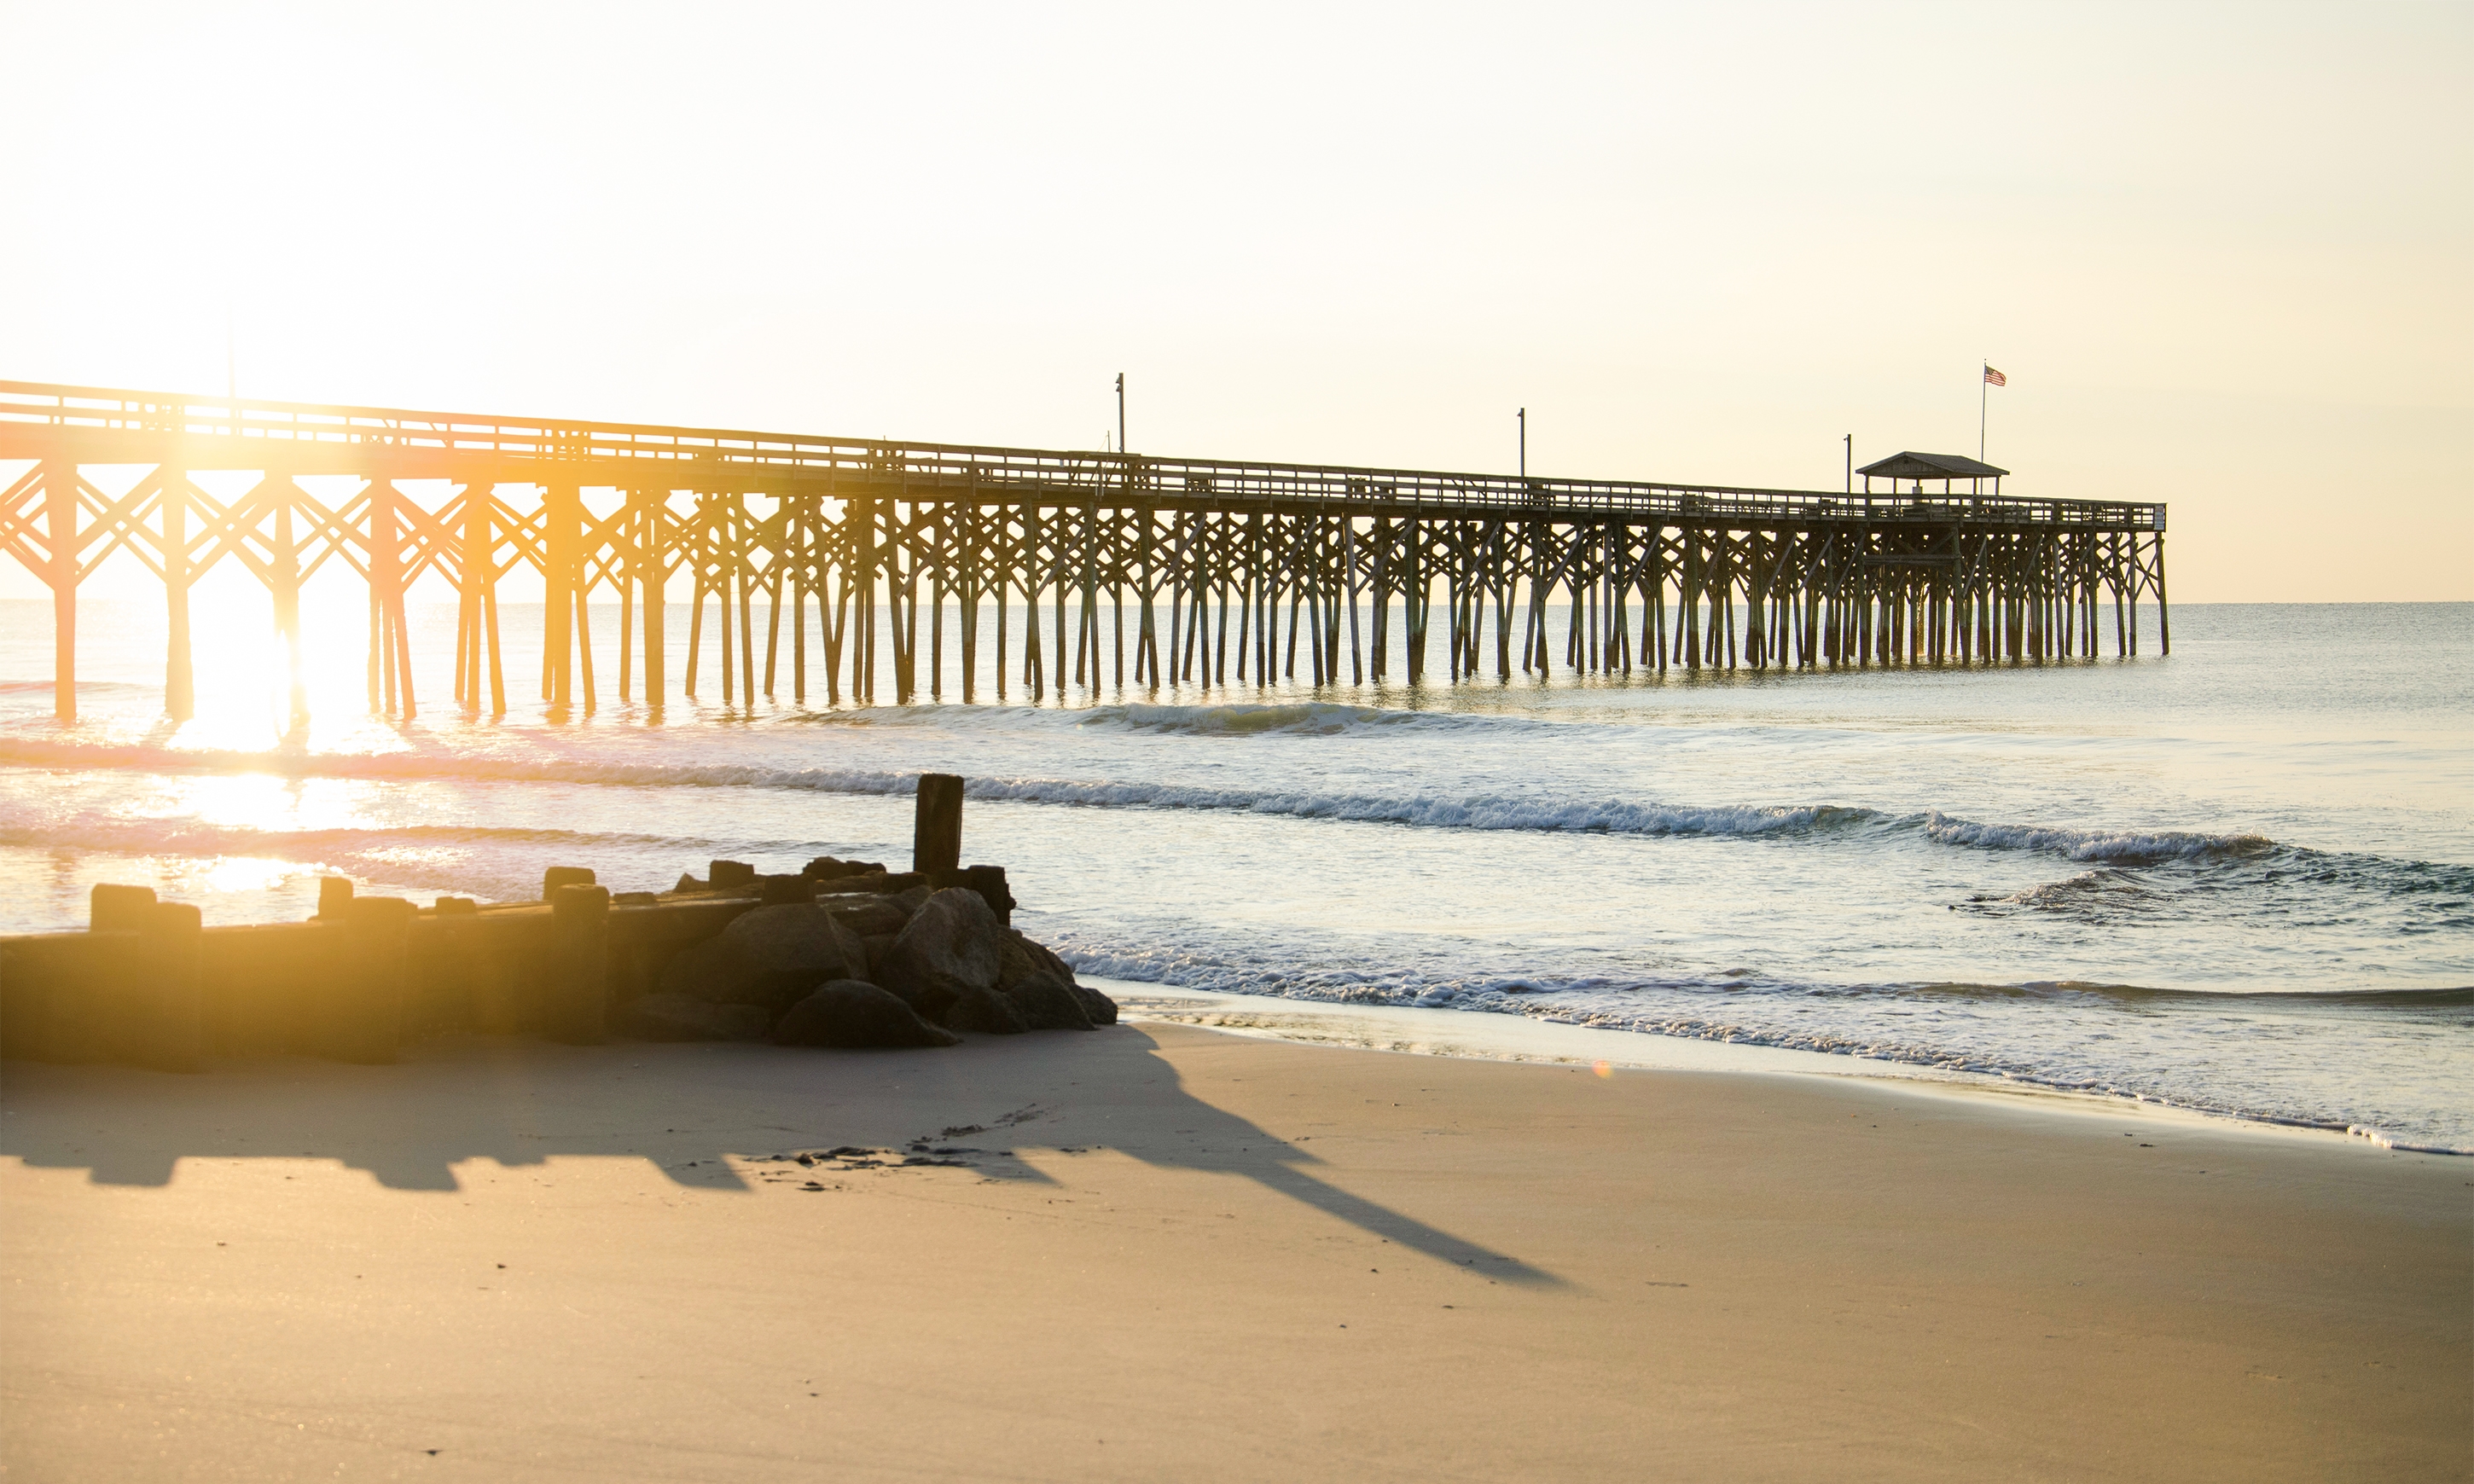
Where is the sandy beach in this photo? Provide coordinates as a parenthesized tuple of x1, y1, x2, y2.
(3, 1014, 2465, 1482)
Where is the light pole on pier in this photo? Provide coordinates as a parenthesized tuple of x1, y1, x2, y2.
(1116, 373, 1126, 455)
(1518, 407, 1526, 479)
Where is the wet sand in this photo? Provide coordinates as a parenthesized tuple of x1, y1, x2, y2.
(2, 1021, 2465, 1481)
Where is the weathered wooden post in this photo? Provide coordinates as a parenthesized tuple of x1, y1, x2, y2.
(543, 884, 611, 1044)
(914, 773, 964, 874)
(408, 897, 483, 1034)
(88, 883, 155, 934)
(90, 884, 197, 1070)
(2, 927, 123, 1064)
(130, 900, 204, 1072)
(328, 896, 415, 1064)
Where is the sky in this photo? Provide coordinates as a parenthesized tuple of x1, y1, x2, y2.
(3, 1, 2467, 603)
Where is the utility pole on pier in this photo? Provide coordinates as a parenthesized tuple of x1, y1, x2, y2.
(1518, 408, 1526, 478)
(1116, 373, 1126, 455)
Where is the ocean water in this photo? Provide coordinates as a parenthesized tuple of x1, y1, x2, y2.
(3, 595, 2467, 1151)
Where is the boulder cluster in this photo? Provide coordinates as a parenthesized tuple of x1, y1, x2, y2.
(619, 861, 1112, 1050)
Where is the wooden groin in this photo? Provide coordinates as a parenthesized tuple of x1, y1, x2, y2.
(1, 379, 2169, 722)
(0, 775, 1031, 1070)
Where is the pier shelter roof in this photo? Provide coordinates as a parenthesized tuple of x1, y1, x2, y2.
(1856, 451, 2009, 484)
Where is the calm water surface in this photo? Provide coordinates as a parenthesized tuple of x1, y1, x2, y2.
(3, 598, 2467, 1150)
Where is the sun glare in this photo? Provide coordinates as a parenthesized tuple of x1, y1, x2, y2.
(172, 573, 423, 756)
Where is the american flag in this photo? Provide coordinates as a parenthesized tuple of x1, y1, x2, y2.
(1983, 365, 2007, 386)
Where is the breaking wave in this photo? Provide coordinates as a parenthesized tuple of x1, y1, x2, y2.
(1081, 700, 1552, 737)
(767, 699, 1565, 739)
(1921, 811, 2271, 864)
(4, 740, 2462, 902)
(962, 777, 1876, 838)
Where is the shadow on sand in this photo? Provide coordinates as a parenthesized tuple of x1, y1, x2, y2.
(0, 1025, 1557, 1284)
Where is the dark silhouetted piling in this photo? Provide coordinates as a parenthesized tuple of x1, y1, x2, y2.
(915, 774, 966, 874)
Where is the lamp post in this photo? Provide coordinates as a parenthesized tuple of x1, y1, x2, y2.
(1116, 373, 1126, 455)
(1518, 407, 1525, 479)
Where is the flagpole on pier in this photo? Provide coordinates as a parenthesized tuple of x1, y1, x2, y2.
(1978, 362, 2006, 460)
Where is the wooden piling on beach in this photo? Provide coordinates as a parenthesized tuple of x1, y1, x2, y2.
(915, 774, 966, 875)
(542, 884, 611, 1044)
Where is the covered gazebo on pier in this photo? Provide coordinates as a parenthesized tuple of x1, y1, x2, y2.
(1856, 450, 2008, 497)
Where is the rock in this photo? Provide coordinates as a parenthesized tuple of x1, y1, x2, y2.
(875, 889, 1006, 1019)
(721, 905, 865, 973)
(709, 860, 757, 888)
(714, 905, 868, 1011)
(618, 993, 770, 1042)
(996, 930, 1049, 990)
(1003, 970, 1094, 1031)
(815, 894, 913, 939)
(759, 874, 816, 905)
(1037, 941, 1081, 984)
(1068, 982, 1118, 1026)
(674, 872, 706, 893)
(862, 934, 896, 981)
(773, 981, 959, 1049)
(992, 930, 1111, 1023)
(941, 985, 1028, 1035)
(803, 855, 885, 881)
(654, 907, 865, 1015)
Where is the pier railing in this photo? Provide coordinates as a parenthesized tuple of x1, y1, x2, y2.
(0, 380, 2163, 531)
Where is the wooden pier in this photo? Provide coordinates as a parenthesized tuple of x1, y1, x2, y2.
(0, 380, 2167, 722)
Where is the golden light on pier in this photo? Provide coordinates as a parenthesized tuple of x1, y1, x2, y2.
(1, 380, 2167, 726)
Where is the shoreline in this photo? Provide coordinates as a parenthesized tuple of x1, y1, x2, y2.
(1101, 978, 2474, 1156)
